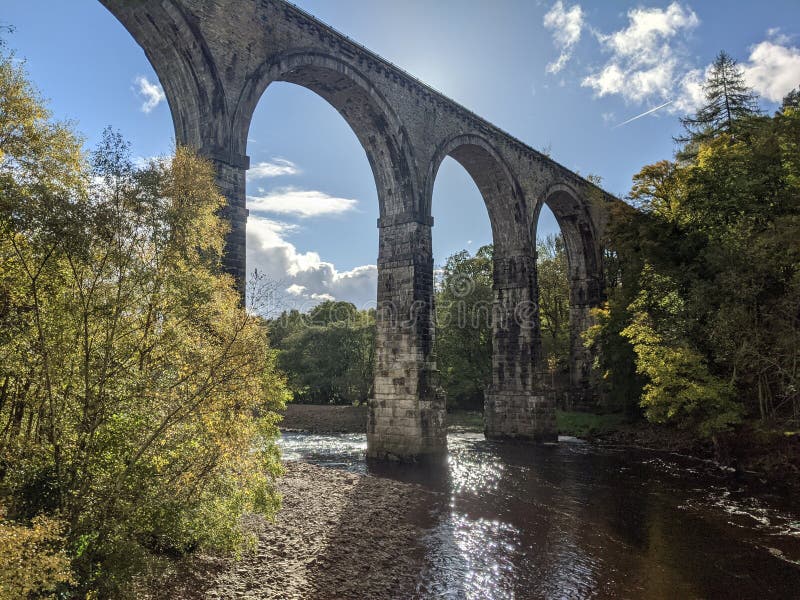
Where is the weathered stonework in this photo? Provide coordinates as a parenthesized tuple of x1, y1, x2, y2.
(99, 0, 616, 459)
(369, 217, 446, 460)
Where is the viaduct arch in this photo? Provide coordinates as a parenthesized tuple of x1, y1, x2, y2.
(99, 0, 616, 460)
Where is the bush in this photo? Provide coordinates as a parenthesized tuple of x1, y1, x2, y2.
(0, 508, 74, 598)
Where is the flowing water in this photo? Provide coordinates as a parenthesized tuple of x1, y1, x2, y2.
(279, 432, 800, 599)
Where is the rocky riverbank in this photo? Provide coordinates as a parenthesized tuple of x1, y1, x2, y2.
(280, 404, 368, 433)
(140, 461, 439, 599)
(278, 403, 485, 435)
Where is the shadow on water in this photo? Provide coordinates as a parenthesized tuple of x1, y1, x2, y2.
(279, 432, 800, 599)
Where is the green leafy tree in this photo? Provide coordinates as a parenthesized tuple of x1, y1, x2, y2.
(621, 265, 740, 437)
(595, 82, 800, 438)
(271, 301, 375, 405)
(536, 234, 570, 372)
(435, 245, 494, 410)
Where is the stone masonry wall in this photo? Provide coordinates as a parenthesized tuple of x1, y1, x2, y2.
(484, 253, 556, 442)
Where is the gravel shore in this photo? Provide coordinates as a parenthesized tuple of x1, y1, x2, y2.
(145, 461, 439, 599)
(280, 404, 368, 434)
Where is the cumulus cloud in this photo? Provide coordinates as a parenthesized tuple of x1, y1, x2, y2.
(247, 158, 299, 180)
(742, 40, 800, 102)
(600, 2, 699, 59)
(581, 2, 699, 106)
(247, 216, 377, 309)
(543, 1, 584, 74)
(134, 75, 165, 113)
(247, 187, 358, 218)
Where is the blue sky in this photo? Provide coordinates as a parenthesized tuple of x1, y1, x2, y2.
(4, 0, 800, 309)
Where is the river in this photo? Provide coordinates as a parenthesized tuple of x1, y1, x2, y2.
(279, 431, 800, 599)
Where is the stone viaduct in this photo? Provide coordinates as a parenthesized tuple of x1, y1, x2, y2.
(100, 0, 615, 461)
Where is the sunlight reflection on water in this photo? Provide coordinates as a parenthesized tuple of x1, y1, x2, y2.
(277, 431, 800, 598)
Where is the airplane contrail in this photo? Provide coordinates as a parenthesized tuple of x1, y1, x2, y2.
(613, 100, 674, 128)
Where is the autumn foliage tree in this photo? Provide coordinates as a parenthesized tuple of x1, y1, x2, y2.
(0, 50, 288, 596)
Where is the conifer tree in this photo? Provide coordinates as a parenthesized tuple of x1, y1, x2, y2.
(677, 51, 759, 148)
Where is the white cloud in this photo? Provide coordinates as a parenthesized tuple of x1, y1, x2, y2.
(247, 158, 299, 180)
(742, 40, 800, 102)
(581, 2, 699, 109)
(543, 1, 584, 74)
(765, 27, 792, 46)
(132, 155, 169, 170)
(247, 216, 377, 309)
(247, 187, 358, 218)
(311, 292, 336, 302)
(583, 63, 626, 98)
(672, 67, 706, 113)
(600, 2, 698, 60)
(134, 75, 165, 113)
(543, 4, 800, 123)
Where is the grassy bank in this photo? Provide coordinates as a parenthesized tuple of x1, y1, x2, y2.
(449, 409, 630, 438)
(556, 411, 628, 438)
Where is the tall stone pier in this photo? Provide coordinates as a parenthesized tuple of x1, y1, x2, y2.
(368, 216, 446, 460)
(484, 253, 556, 441)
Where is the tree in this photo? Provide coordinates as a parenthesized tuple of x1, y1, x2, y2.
(678, 51, 759, 152)
(0, 49, 288, 595)
(620, 265, 740, 437)
(270, 301, 375, 405)
(781, 86, 800, 112)
(435, 246, 494, 410)
(536, 234, 570, 371)
(595, 85, 800, 438)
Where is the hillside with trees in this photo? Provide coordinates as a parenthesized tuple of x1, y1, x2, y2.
(588, 53, 800, 465)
